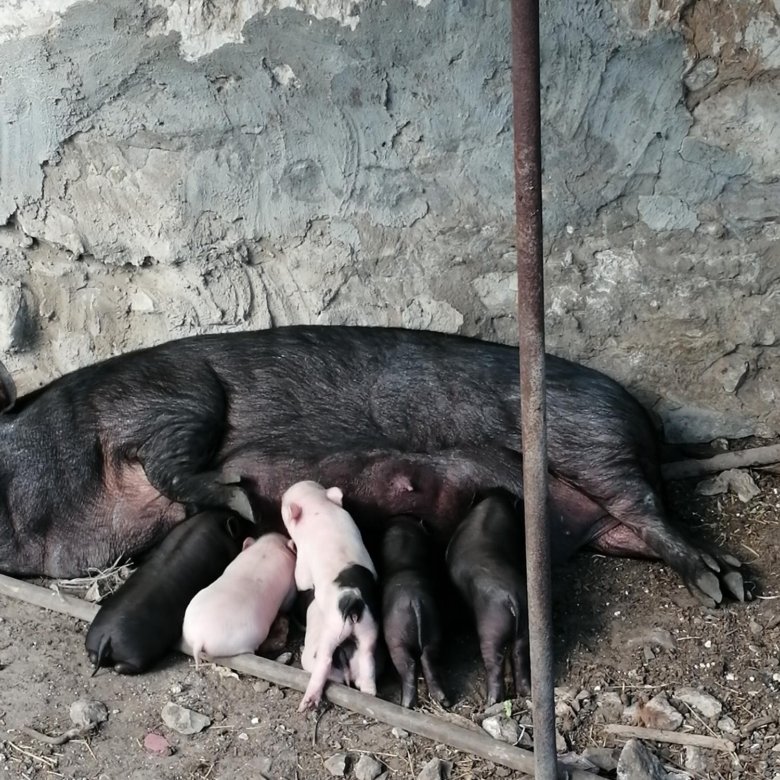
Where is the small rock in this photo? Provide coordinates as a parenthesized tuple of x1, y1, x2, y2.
(596, 691, 624, 724)
(684, 57, 718, 91)
(639, 693, 683, 731)
(170, 683, 183, 694)
(253, 680, 271, 694)
(324, 753, 348, 777)
(749, 620, 764, 638)
(718, 715, 738, 734)
(684, 745, 711, 774)
(675, 687, 723, 719)
(696, 469, 760, 503)
(355, 753, 384, 780)
(392, 727, 409, 739)
(275, 651, 293, 665)
(582, 746, 618, 772)
(69, 700, 108, 729)
(627, 627, 676, 653)
(161, 702, 211, 735)
(482, 715, 521, 744)
(144, 732, 172, 756)
(617, 738, 667, 780)
(417, 757, 452, 780)
(556, 730, 567, 752)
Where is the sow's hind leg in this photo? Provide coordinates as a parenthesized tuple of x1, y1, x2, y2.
(116, 363, 253, 521)
(600, 479, 744, 607)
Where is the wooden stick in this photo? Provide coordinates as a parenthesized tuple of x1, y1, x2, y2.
(0, 573, 603, 779)
(603, 724, 735, 752)
(662, 444, 780, 481)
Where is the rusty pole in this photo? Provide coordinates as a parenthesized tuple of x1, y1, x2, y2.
(510, 1, 559, 779)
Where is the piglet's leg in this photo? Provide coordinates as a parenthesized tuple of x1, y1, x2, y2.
(420, 648, 450, 707)
(351, 616, 378, 696)
(299, 622, 345, 712)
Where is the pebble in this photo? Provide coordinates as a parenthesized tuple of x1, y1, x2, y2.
(253, 680, 271, 694)
(143, 732, 172, 756)
(392, 727, 409, 739)
(582, 746, 618, 772)
(617, 738, 667, 780)
(556, 730, 567, 752)
(69, 700, 109, 729)
(161, 702, 211, 735)
(355, 754, 385, 780)
(684, 745, 711, 774)
(275, 652, 293, 665)
(675, 687, 723, 719)
(596, 691, 624, 724)
(718, 715, 738, 734)
(417, 757, 452, 780)
(643, 693, 683, 730)
(482, 715, 521, 744)
(324, 753, 348, 777)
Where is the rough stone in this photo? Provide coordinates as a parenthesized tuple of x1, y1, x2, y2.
(69, 700, 108, 729)
(643, 693, 683, 731)
(0, 0, 778, 443)
(482, 715, 521, 744)
(595, 691, 624, 724)
(324, 753, 348, 777)
(582, 746, 619, 772)
(674, 687, 723, 719)
(617, 738, 667, 780)
(696, 469, 761, 503)
(354, 754, 384, 780)
(684, 745, 712, 775)
(161, 702, 211, 735)
(416, 758, 452, 780)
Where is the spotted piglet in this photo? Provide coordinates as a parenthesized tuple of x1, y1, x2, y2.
(281, 480, 380, 712)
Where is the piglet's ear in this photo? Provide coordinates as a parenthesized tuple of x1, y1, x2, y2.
(288, 502, 303, 522)
(325, 486, 343, 506)
(242, 536, 256, 551)
(0, 361, 17, 414)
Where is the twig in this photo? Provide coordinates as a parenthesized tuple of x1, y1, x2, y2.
(740, 714, 776, 736)
(0, 573, 605, 778)
(19, 726, 92, 746)
(662, 444, 780, 481)
(603, 724, 735, 752)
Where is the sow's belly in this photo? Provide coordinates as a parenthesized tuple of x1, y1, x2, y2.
(38, 464, 186, 579)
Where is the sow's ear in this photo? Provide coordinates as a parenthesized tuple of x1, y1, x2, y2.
(0, 360, 17, 413)
(325, 486, 344, 506)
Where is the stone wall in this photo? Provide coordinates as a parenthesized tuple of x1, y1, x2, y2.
(0, 0, 777, 441)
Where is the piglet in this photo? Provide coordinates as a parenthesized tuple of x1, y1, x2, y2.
(381, 516, 449, 708)
(86, 510, 252, 675)
(182, 531, 297, 666)
(446, 492, 530, 705)
(281, 480, 380, 712)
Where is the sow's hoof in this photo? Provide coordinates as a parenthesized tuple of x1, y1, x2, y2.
(683, 548, 745, 608)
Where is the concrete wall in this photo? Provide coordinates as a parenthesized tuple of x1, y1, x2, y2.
(0, 0, 777, 442)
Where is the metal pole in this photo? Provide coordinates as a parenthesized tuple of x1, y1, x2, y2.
(510, 1, 559, 779)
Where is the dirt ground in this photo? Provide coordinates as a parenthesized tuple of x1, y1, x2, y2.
(1, 451, 778, 780)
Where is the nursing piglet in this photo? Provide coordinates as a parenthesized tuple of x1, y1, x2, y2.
(281, 480, 380, 712)
(183, 531, 297, 665)
(446, 492, 530, 705)
(85, 510, 252, 675)
(381, 516, 448, 708)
